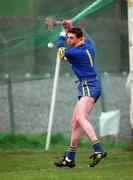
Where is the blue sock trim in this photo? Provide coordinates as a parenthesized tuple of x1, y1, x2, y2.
(67, 151, 76, 161)
(92, 140, 103, 152)
(66, 147, 76, 161)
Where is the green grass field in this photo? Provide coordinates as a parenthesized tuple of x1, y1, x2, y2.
(0, 148, 133, 180)
(0, 134, 132, 179)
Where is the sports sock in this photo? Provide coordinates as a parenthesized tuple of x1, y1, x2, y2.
(66, 146, 76, 161)
(92, 140, 103, 153)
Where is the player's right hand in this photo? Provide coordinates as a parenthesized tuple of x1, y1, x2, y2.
(62, 20, 73, 32)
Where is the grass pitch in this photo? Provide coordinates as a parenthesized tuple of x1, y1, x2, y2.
(0, 149, 133, 180)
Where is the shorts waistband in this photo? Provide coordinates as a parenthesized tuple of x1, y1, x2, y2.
(79, 76, 97, 81)
(75, 76, 97, 83)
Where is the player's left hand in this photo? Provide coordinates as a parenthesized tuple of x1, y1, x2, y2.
(57, 47, 66, 60)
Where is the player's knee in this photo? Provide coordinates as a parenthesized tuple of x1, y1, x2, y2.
(75, 114, 83, 126)
(71, 120, 77, 129)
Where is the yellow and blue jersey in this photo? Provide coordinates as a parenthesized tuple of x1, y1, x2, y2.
(57, 35, 97, 80)
(57, 34, 101, 102)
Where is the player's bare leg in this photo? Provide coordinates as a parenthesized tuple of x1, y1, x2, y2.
(73, 96, 107, 167)
(66, 96, 107, 167)
(54, 97, 107, 168)
(70, 101, 81, 149)
(68, 98, 95, 156)
(74, 97, 97, 141)
(54, 102, 80, 168)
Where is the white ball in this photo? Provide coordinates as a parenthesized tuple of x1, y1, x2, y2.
(47, 42, 53, 48)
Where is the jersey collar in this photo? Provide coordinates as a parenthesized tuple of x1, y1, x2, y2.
(74, 37, 85, 47)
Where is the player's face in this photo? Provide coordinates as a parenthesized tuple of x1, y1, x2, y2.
(67, 33, 81, 47)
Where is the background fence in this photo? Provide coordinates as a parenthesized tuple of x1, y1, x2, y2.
(0, 0, 131, 139)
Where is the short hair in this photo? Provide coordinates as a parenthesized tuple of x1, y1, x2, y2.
(67, 27, 83, 38)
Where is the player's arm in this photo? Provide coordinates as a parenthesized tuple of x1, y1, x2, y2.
(57, 20, 73, 60)
(56, 32, 66, 60)
(57, 31, 66, 49)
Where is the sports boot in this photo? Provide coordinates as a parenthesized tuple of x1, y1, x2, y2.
(54, 153, 75, 168)
(89, 151, 107, 167)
